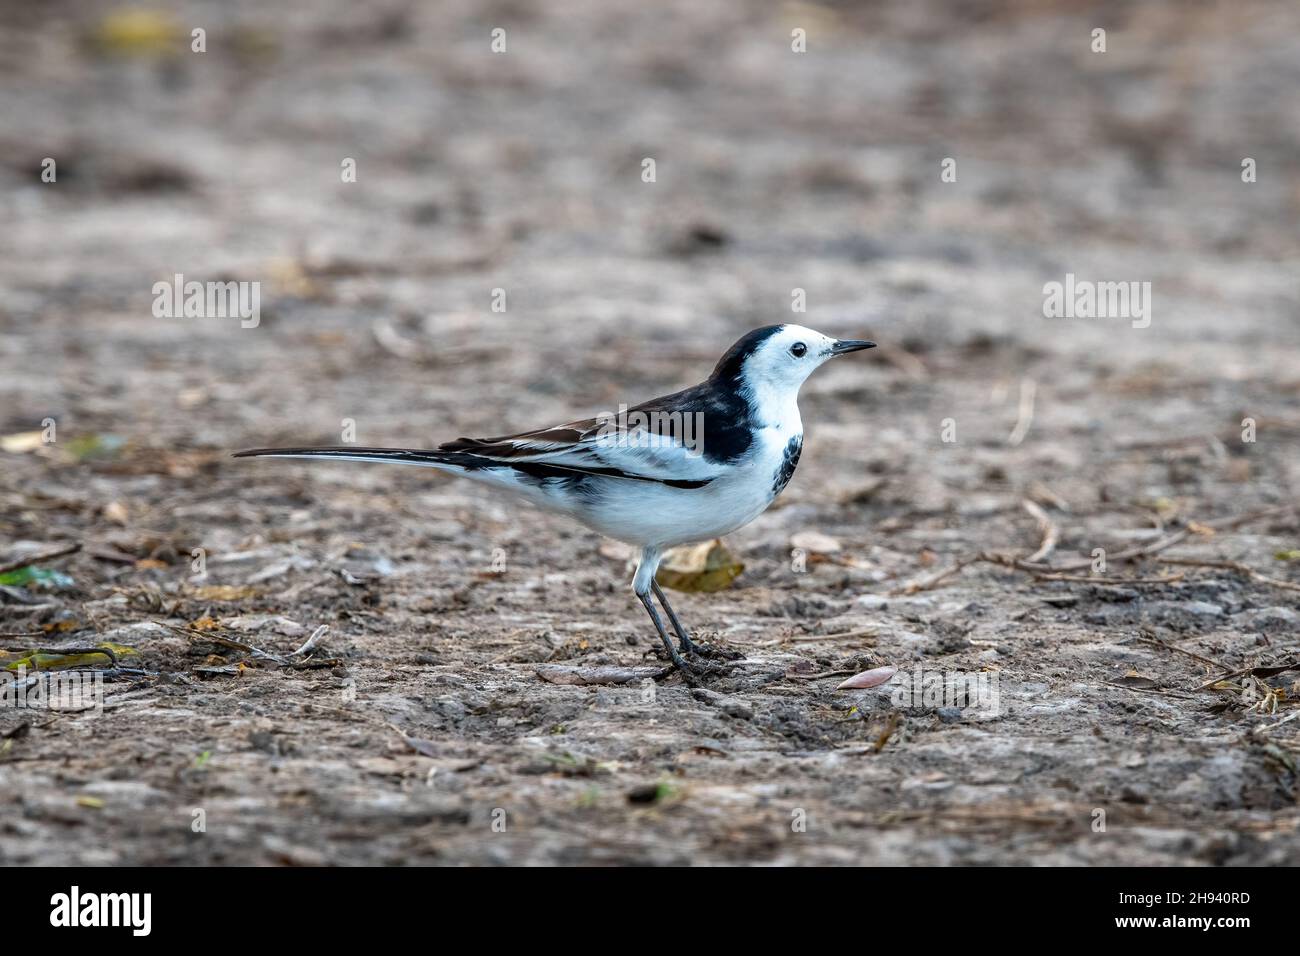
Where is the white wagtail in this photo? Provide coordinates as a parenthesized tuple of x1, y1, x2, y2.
(235, 324, 876, 675)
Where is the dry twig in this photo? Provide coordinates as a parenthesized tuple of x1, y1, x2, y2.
(1022, 499, 1059, 564)
(894, 505, 1295, 595)
(0, 542, 81, 577)
(1159, 557, 1300, 593)
(1007, 378, 1037, 446)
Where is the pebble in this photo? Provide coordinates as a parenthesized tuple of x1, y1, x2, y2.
(1241, 606, 1299, 631)
(690, 687, 724, 704)
(719, 697, 754, 720)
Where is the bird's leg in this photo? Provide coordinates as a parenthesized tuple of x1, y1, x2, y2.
(650, 579, 698, 654)
(633, 547, 692, 675)
(634, 546, 704, 679)
(637, 590, 698, 679)
(633, 548, 733, 678)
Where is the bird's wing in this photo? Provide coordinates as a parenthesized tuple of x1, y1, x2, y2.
(439, 391, 723, 488)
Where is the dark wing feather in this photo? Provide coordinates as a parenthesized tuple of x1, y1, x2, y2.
(436, 380, 754, 485)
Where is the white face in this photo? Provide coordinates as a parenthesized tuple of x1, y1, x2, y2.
(742, 324, 846, 394)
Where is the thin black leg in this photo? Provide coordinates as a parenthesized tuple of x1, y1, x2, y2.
(651, 580, 698, 654)
(637, 591, 697, 679)
(651, 581, 742, 662)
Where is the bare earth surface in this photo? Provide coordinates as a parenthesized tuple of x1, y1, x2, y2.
(2, 0, 1299, 864)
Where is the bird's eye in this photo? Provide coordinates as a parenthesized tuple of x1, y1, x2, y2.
(790, 342, 807, 358)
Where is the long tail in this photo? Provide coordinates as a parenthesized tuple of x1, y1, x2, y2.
(233, 446, 474, 469)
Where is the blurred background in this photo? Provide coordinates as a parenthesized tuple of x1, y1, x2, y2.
(2, 0, 1299, 865)
(4, 0, 1298, 562)
(3, 0, 1298, 444)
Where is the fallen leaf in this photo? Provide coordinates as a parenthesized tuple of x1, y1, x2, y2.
(837, 665, 899, 690)
(656, 539, 743, 593)
(0, 566, 75, 589)
(65, 434, 126, 462)
(0, 431, 45, 453)
(1116, 670, 1158, 688)
(190, 616, 221, 632)
(3, 642, 136, 671)
(192, 584, 259, 601)
(103, 501, 129, 525)
(92, 9, 181, 57)
(75, 796, 105, 809)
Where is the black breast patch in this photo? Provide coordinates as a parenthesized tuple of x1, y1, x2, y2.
(771, 435, 802, 497)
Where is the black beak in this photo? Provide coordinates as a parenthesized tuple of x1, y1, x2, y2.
(830, 339, 877, 355)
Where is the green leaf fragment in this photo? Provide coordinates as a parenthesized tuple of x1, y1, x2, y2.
(0, 565, 75, 588)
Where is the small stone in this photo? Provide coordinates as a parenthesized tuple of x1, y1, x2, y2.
(719, 698, 753, 720)
(433, 698, 466, 722)
(1241, 607, 1299, 632)
(627, 784, 666, 804)
(790, 530, 841, 555)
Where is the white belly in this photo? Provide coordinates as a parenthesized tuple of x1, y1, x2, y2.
(574, 425, 800, 548)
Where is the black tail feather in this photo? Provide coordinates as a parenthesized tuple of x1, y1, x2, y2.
(232, 446, 463, 466)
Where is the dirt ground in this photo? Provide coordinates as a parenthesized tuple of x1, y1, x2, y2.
(2, 0, 1299, 865)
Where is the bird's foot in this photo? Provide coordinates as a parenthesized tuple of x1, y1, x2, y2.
(673, 627, 742, 661)
(683, 639, 743, 662)
(685, 656, 740, 678)
(652, 644, 736, 683)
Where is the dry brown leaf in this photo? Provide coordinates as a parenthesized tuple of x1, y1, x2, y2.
(1116, 670, 1158, 688)
(837, 665, 899, 690)
(0, 431, 45, 453)
(656, 539, 743, 593)
(103, 501, 129, 525)
(192, 584, 259, 601)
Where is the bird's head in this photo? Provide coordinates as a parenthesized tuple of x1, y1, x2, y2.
(713, 324, 876, 405)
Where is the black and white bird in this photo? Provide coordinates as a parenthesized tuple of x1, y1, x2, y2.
(235, 325, 875, 675)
